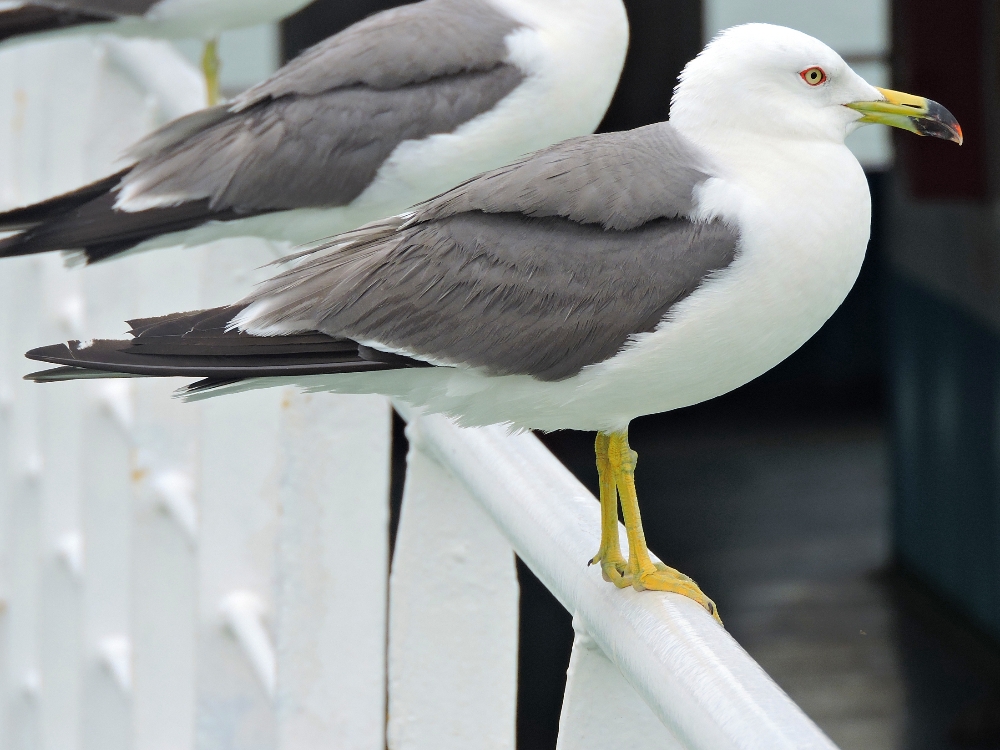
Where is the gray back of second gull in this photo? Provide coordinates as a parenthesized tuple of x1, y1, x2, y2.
(48, 0, 159, 16)
(119, 0, 526, 212)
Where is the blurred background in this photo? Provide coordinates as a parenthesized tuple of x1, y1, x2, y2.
(3, 1, 997, 749)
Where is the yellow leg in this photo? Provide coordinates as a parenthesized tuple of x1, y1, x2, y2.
(589, 433, 629, 586)
(202, 38, 221, 107)
(606, 430, 723, 625)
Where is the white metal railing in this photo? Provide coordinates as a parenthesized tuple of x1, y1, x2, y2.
(0, 33, 841, 750)
(398, 411, 841, 750)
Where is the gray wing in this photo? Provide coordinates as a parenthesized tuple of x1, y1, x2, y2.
(118, 0, 525, 213)
(238, 124, 740, 381)
(232, 0, 521, 109)
(122, 67, 524, 212)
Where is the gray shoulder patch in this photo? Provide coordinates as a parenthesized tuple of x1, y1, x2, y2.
(243, 212, 740, 381)
(411, 122, 715, 231)
(233, 0, 522, 110)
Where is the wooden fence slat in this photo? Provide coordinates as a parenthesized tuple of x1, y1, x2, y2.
(38, 257, 85, 750)
(5, 257, 44, 750)
(0, 254, 13, 750)
(78, 369, 133, 750)
(196, 387, 280, 748)
(79, 257, 139, 750)
(193, 237, 286, 750)
(387, 426, 519, 750)
(274, 393, 392, 750)
(556, 620, 685, 750)
(0, 37, 64, 750)
(130, 246, 204, 750)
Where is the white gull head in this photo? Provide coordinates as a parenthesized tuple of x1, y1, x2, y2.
(671, 24, 882, 148)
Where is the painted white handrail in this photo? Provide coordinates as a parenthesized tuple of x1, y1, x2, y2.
(399, 409, 841, 750)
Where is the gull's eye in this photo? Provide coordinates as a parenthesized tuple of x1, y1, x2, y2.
(800, 66, 827, 86)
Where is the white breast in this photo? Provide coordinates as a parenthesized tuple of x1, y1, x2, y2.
(571, 138, 872, 429)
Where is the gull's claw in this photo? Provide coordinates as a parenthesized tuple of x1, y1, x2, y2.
(590, 550, 630, 588)
(633, 563, 723, 625)
(592, 430, 724, 626)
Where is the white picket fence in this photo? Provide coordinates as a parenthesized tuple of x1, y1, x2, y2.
(0, 36, 841, 750)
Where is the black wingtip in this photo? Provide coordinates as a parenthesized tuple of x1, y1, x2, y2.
(24, 365, 134, 383)
(0, 170, 128, 233)
(25, 342, 76, 363)
(0, 170, 132, 261)
(180, 377, 246, 395)
(0, 233, 55, 260)
(0, 169, 241, 265)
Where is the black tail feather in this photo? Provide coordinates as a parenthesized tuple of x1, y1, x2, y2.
(0, 170, 128, 232)
(25, 306, 430, 382)
(24, 365, 141, 382)
(0, 167, 272, 264)
(0, 188, 254, 263)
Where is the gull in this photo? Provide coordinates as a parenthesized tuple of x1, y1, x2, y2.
(25, 24, 961, 620)
(0, 0, 317, 104)
(0, 0, 629, 263)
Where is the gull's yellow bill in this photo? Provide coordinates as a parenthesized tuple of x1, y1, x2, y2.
(847, 87, 963, 144)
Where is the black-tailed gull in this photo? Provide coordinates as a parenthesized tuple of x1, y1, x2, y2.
(0, 0, 629, 263)
(25, 24, 962, 620)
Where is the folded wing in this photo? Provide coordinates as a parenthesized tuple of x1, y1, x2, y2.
(0, 0, 525, 263)
(26, 306, 428, 388)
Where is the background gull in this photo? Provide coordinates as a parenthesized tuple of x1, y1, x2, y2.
(0, 0, 318, 103)
(24, 23, 962, 619)
(0, 0, 629, 263)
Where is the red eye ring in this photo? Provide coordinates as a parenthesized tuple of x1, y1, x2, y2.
(800, 66, 827, 86)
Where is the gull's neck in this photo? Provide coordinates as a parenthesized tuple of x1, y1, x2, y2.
(669, 79, 858, 190)
(673, 116, 856, 192)
(670, 109, 869, 249)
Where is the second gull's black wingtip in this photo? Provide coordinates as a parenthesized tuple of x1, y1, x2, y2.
(26, 342, 77, 363)
(25, 365, 139, 383)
